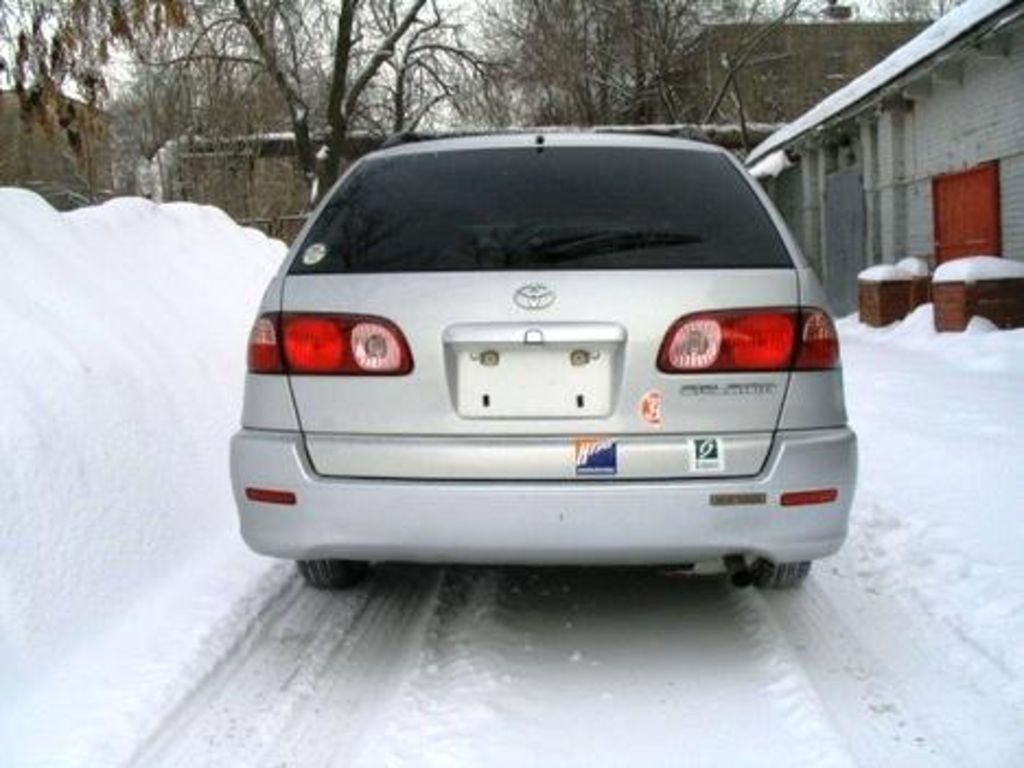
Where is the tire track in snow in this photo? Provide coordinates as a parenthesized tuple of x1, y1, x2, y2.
(353, 568, 510, 768)
(260, 566, 443, 767)
(135, 558, 1019, 767)
(132, 566, 442, 768)
(728, 588, 857, 768)
(738, 581, 950, 768)
(357, 567, 857, 768)
(760, 539, 1024, 768)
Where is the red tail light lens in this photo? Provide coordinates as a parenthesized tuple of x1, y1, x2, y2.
(794, 309, 840, 370)
(247, 312, 413, 375)
(658, 308, 839, 373)
(658, 310, 797, 372)
(248, 314, 284, 373)
(284, 316, 347, 373)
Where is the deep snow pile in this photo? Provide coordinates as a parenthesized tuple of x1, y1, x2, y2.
(839, 307, 1024, 699)
(0, 190, 287, 763)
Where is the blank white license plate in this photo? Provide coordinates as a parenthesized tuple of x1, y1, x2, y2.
(455, 345, 615, 419)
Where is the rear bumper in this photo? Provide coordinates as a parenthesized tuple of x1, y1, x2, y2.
(231, 427, 856, 565)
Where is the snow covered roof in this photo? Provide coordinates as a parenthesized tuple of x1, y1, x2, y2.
(747, 0, 1023, 165)
(748, 150, 794, 179)
(933, 255, 1024, 283)
(858, 264, 914, 282)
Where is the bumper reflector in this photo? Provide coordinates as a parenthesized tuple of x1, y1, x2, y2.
(245, 487, 297, 505)
(781, 489, 838, 507)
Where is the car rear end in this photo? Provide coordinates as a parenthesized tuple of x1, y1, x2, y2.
(231, 133, 856, 576)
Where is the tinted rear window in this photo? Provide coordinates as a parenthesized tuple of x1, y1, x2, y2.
(291, 146, 791, 274)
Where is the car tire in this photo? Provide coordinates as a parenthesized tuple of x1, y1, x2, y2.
(752, 559, 811, 589)
(296, 559, 370, 590)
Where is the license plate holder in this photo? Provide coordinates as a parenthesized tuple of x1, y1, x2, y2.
(454, 343, 616, 419)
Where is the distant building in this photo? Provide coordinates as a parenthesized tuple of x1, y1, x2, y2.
(748, 1, 1024, 314)
(688, 21, 927, 124)
(0, 91, 114, 209)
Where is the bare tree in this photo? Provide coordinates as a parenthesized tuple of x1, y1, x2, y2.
(868, 0, 962, 21)
(476, 0, 807, 129)
(1, 1, 190, 202)
(701, 0, 803, 124)
(483, 1, 651, 125)
(221, 0, 486, 199)
(376, 0, 489, 134)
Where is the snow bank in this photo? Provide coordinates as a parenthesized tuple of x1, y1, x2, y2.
(839, 304, 1024, 374)
(838, 311, 1024, 725)
(0, 189, 286, 763)
(857, 264, 913, 282)
(933, 255, 1024, 283)
(895, 256, 931, 277)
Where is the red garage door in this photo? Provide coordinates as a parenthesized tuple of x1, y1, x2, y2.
(933, 162, 1002, 264)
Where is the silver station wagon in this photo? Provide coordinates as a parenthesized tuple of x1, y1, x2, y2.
(231, 132, 857, 590)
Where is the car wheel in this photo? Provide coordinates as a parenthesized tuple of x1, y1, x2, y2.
(296, 559, 370, 590)
(752, 559, 811, 589)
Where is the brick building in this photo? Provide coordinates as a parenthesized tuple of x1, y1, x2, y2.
(0, 92, 114, 209)
(688, 20, 926, 124)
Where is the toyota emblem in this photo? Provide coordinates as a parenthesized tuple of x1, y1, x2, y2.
(513, 283, 556, 310)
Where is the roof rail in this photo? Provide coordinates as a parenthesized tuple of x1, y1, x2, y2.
(378, 129, 493, 150)
(379, 131, 429, 149)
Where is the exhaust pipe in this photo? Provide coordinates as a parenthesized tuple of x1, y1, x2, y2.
(723, 555, 753, 588)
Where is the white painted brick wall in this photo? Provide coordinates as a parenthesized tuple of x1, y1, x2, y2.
(910, 50, 1024, 172)
(905, 178, 933, 260)
(1002, 151, 1024, 261)
(902, 26, 1024, 262)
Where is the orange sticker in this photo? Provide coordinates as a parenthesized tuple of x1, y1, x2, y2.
(639, 389, 663, 427)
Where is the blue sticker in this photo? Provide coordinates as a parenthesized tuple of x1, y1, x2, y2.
(574, 439, 618, 476)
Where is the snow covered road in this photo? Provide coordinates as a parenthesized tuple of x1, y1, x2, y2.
(127, 312, 1024, 768)
(129, 561, 1019, 768)
(135, 567, 857, 768)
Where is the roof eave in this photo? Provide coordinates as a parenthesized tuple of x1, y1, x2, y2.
(747, 1, 1023, 165)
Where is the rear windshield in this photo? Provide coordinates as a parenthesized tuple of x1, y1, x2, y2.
(291, 146, 791, 274)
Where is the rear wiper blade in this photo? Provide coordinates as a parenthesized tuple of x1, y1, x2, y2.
(525, 229, 702, 262)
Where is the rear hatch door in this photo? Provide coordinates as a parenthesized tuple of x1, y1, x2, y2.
(282, 138, 797, 479)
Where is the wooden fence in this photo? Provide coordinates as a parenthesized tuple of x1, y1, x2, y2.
(240, 214, 307, 245)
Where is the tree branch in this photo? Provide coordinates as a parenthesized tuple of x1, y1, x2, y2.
(342, 0, 427, 119)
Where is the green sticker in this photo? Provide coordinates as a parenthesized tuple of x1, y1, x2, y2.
(692, 438, 724, 471)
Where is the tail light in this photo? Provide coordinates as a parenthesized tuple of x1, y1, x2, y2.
(793, 309, 840, 370)
(246, 313, 413, 375)
(247, 315, 284, 373)
(657, 308, 838, 373)
(284, 315, 346, 373)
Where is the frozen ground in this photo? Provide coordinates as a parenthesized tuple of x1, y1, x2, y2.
(2, 191, 1022, 767)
